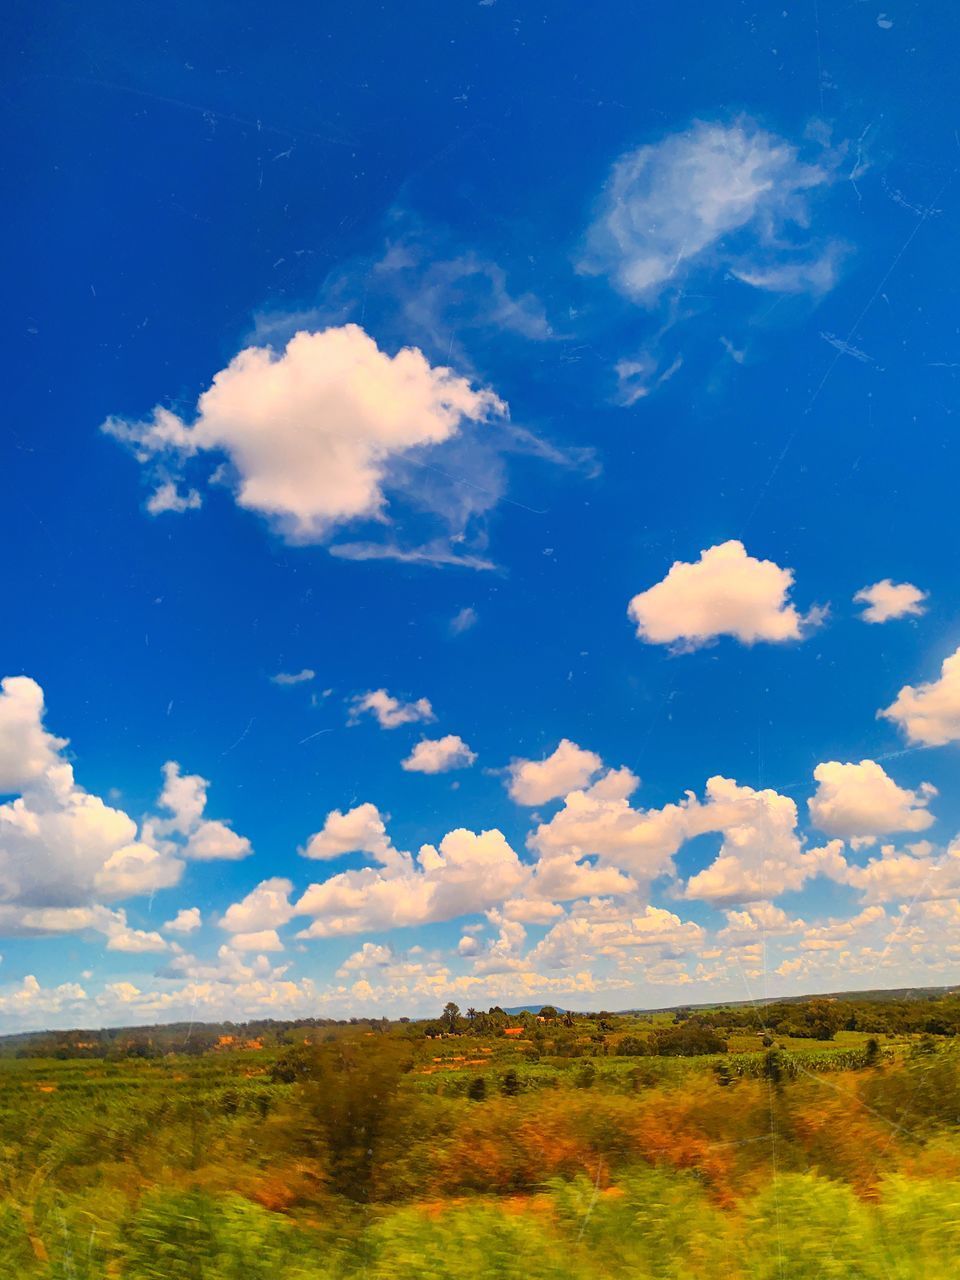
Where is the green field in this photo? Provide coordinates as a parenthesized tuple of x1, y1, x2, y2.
(2, 995, 960, 1277)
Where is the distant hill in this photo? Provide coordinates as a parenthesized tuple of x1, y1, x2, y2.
(620, 985, 959, 1016)
(504, 986, 958, 1020)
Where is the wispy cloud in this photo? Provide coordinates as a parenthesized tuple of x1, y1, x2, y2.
(269, 668, 316, 686)
(583, 117, 841, 302)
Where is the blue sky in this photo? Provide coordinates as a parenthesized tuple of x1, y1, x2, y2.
(3, 1, 960, 1030)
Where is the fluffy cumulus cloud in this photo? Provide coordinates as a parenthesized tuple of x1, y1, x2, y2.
(528, 767, 687, 882)
(880, 646, 960, 747)
(854, 579, 928, 624)
(220, 878, 295, 934)
(506, 739, 603, 806)
(808, 760, 936, 839)
(153, 762, 252, 862)
(349, 688, 435, 729)
(681, 778, 845, 904)
(583, 118, 837, 301)
(301, 803, 398, 864)
(627, 541, 818, 650)
(0, 675, 67, 791)
(0, 903, 169, 954)
(296, 825, 528, 938)
(0, 678, 261, 958)
(402, 735, 477, 774)
(531, 902, 705, 971)
(839, 838, 960, 905)
(527, 765, 840, 904)
(469, 914, 529, 975)
(0, 678, 184, 915)
(102, 324, 505, 547)
(337, 942, 396, 976)
(0, 974, 89, 1023)
(164, 907, 201, 934)
(799, 905, 887, 952)
(717, 901, 804, 946)
(229, 929, 284, 952)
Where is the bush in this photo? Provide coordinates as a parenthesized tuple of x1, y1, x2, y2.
(651, 1024, 728, 1057)
(120, 1191, 314, 1280)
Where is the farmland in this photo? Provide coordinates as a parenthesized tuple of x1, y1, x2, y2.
(2, 993, 960, 1277)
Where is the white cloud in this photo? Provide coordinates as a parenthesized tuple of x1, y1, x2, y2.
(531, 770, 843, 905)
(105, 921, 169, 953)
(615, 352, 683, 406)
(164, 907, 201, 934)
(531, 902, 704, 971)
(221, 878, 295, 933)
(496, 898, 565, 924)
(449, 606, 478, 635)
(337, 942, 396, 975)
(809, 760, 936, 838)
(0, 785, 181, 909)
(349, 688, 435, 729)
(506, 739, 603, 806)
(146, 481, 202, 515)
(296, 826, 528, 938)
(330, 539, 497, 571)
(154, 761, 207, 834)
(470, 916, 528, 975)
(0, 676, 67, 792)
(270, 668, 315, 686)
(102, 324, 505, 544)
(186, 820, 252, 861)
(0, 904, 169, 954)
(799, 905, 886, 951)
(0, 679, 184, 912)
(880, 647, 960, 746)
(164, 944, 292, 987)
(528, 767, 687, 882)
(0, 974, 88, 1022)
(854, 579, 928, 624)
(302, 803, 398, 864)
(402, 734, 477, 774)
(717, 901, 804, 946)
(840, 839, 960, 904)
(682, 777, 845, 904)
(525, 852, 636, 907)
(582, 118, 835, 301)
(154, 762, 252, 862)
(229, 929, 284, 952)
(627, 541, 817, 650)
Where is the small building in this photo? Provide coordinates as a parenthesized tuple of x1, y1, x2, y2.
(504, 1027, 524, 1038)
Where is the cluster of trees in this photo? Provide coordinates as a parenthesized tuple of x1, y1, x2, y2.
(674, 991, 960, 1042)
(7, 989, 960, 1069)
(0, 1016, 399, 1060)
(616, 1024, 728, 1056)
(420, 1003, 567, 1038)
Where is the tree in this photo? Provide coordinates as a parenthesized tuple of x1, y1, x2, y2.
(293, 1039, 413, 1202)
(618, 1035, 649, 1057)
(500, 1069, 520, 1096)
(442, 1002, 461, 1032)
